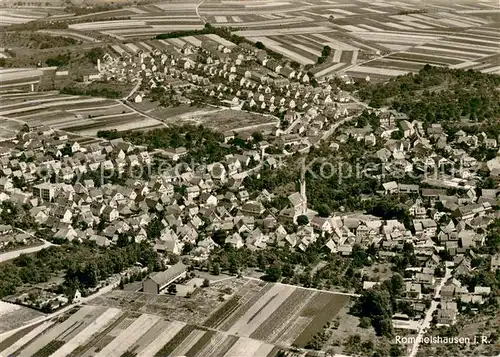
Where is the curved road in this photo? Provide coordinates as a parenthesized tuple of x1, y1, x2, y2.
(0, 239, 53, 263)
(196, 0, 206, 24)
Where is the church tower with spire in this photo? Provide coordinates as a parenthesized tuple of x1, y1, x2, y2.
(299, 165, 307, 214)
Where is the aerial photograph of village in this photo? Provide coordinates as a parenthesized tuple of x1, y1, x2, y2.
(0, 0, 498, 356)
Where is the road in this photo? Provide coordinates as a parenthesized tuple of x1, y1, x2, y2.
(0, 239, 53, 263)
(320, 114, 356, 141)
(123, 79, 142, 101)
(348, 93, 370, 109)
(407, 267, 452, 357)
(119, 99, 168, 128)
(195, 0, 206, 24)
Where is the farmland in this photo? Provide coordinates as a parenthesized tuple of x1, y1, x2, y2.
(0, 279, 350, 357)
(1, 0, 498, 82)
(0, 90, 165, 136)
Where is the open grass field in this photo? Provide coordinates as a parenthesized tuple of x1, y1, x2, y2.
(160, 107, 279, 133)
(1, 279, 351, 357)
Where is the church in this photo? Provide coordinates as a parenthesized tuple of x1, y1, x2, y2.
(279, 170, 316, 223)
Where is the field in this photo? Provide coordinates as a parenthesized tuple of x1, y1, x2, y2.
(0, 301, 45, 334)
(156, 106, 279, 133)
(0, 90, 165, 136)
(0, 279, 351, 357)
(1, 0, 499, 81)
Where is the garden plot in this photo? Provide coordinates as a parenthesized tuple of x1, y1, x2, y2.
(38, 30, 99, 43)
(68, 115, 163, 136)
(0, 68, 43, 84)
(313, 62, 351, 78)
(135, 320, 186, 357)
(0, 97, 107, 116)
(226, 284, 296, 337)
(236, 26, 333, 37)
(69, 20, 147, 31)
(0, 8, 48, 26)
(95, 314, 162, 357)
(203, 280, 350, 347)
(346, 65, 410, 77)
(0, 118, 24, 140)
(154, 3, 198, 11)
(249, 36, 315, 65)
(162, 107, 278, 133)
(183, 36, 203, 47)
(215, 16, 228, 23)
(89, 278, 247, 325)
(0, 321, 55, 357)
(1, 280, 350, 357)
(15, 305, 96, 357)
(365, 58, 426, 72)
(388, 52, 463, 66)
(203, 34, 237, 48)
(49, 308, 122, 357)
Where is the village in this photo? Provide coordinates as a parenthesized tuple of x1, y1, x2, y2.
(0, 14, 499, 357)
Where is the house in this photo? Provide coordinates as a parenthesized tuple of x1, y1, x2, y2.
(400, 120, 415, 137)
(102, 206, 119, 222)
(134, 93, 143, 103)
(405, 282, 422, 299)
(142, 262, 187, 294)
(310, 217, 332, 234)
(280, 67, 295, 79)
(225, 233, 244, 249)
(54, 227, 78, 241)
(491, 253, 500, 272)
(437, 301, 458, 325)
(382, 181, 398, 194)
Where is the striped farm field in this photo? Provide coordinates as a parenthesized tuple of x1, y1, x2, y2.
(293, 291, 349, 347)
(0, 91, 165, 136)
(0, 280, 350, 357)
(203, 280, 350, 347)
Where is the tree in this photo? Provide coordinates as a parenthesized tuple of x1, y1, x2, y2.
(388, 274, 404, 297)
(391, 130, 403, 140)
(116, 234, 130, 248)
(202, 278, 210, 287)
(389, 344, 403, 357)
(252, 131, 263, 142)
(211, 263, 220, 275)
(359, 316, 371, 328)
(297, 215, 309, 226)
(356, 288, 394, 337)
(321, 45, 332, 57)
(255, 41, 265, 50)
(167, 284, 177, 294)
(263, 264, 282, 282)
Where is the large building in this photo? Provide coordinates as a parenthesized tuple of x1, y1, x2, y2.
(32, 182, 55, 202)
(142, 262, 187, 294)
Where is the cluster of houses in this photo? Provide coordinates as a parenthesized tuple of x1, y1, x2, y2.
(0, 224, 34, 250)
(94, 37, 354, 152)
(341, 117, 500, 181)
(332, 119, 500, 328)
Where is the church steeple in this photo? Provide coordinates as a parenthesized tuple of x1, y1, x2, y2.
(299, 165, 307, 214)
